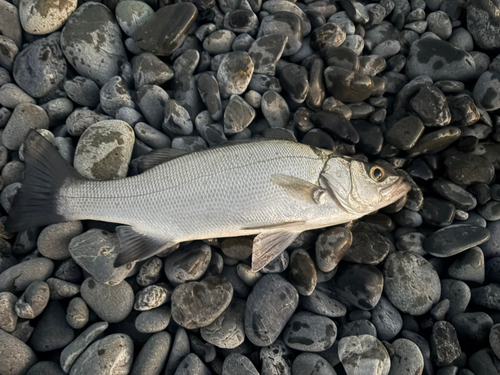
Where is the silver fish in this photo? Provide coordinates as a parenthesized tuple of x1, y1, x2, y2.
(7, 132, 411, 271)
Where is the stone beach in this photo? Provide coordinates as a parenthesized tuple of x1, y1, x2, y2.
(2, 0, 500, 374)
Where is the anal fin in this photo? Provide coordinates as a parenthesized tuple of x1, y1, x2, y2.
(114, 226, 176, 267)
(251, 231, 301, 272)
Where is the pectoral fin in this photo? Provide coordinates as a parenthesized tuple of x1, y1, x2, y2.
(252, 231, 301, 272)
(271, 174, 326, 204)
(114, 226, 176, 267)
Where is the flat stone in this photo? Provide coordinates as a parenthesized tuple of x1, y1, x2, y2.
(299, 289, 347, 318)
(3, 103, 49, 150)
(217, 52, 254, 98)
(131, 331, 171, 375)
(224, 95, 255, 134)
(324, 66, 374, 103)
(249, 34, 287, 76)
(344, 222, 391, 265)
(406, 126, 461, 158)
(135, 305, 171, 333)
(425, 224, 490, 258)
(386, 116, 425, 150)
(257, 12, 303, 56)
(338, 335, 390, 375)
(371, 296, 403, 341)
(0, 258, 53, 293)
(283, 311, 337, 352)
(132, 3, 198, 56)
(61, 2, 127, 86)
(448, 247, 485, 284)
(0, 329, 37, 375)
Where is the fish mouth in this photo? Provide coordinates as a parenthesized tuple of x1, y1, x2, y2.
(383, 177, 412, 200)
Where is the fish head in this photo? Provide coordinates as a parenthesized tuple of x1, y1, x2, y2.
(321, 157, 411, 214)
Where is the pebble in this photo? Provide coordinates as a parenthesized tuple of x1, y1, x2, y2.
(237, 264, 262, 287)
(389, 338, 424, 375)
(445, 153, 495, 185)
(37, 221, 82, 261)
(164, 327, 190, 375)
(46, 278, 79, 300)
(137, 257, 163, 287)
(26, 361, 64, 375)
(245, 274, 298, 346)
(74, 120, 135, 180)
(0, 0, 22, 48)
(482, 221, 500, 257)
(0, 329, 37, 375)
(311, 23, 346, 52)
(472, 283, 500, 310)
(115, 1, 154, 37)
(261, 91, 290, 128)
(324, 67, 374, 103)
(217, 52, 254, 97)
(258, 12, 303, 56)
(332, 263, 384, 310)
(249, 34, 287, 76)
(13, 37, 66, 98)
(61, 2, 127, 86)
(371, 296, 403, 341)
(311, 111, 359, 143)
(299, 289, 347, 318)
(69, 229, 134, 285)
(171, 275, 233, 329)
(15, 280, 49, 320)
(338, 335, 390, 375)
(288, 249, 316, 296)
(261, 339, 293, 375)
(315, 226, 352, 272)
(292, 352, 336, 375)
(3, 103, 49, 150)
(343, 222, 391, 265)
(221, 238, 252, 260)
(131, 331, 171, 375)
(29, 301, 74, 352)
(0, 292, 17, 332)
(164, 242, 211, 284)
(135, 305, 171, 333)
(432, 179, 477, 211)
(452, 312, 493, 345)
(0, 83, 35, 109)
(469, 348, 500, 375)
(283, 311, 336, 352)
(69, 333, 134, 375)
(80, 277, 134, 323)
(133, 3, 198, 56)
(431, 299, 450, 321)
(66, 297, 89, 329)
(100, 76, 135, 117)
(385, 116, 424, 150)
(222, 353, 259, 375)
(411, 85, 451, 127)
(64, 77, 100, 108)
(197, 73, 222, 121)
(467, 0, 500, 50)
(203, 30, 236, 55)
(174, 353, 211, 375)
(383, 251, 441, 315)
(281, 64, 309, 103)
(0, 258, 53, 293)
(430, 321, 461, 367)
(448, 247, 485, 284)
(441, 279, 471, 320)
(424, 225, 491, 257)
(490, 323, 500, 359)
(223, 95, 256, 134)
(478, 201, 500, 221)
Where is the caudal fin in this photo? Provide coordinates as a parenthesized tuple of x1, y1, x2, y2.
(5, 131, 83, 233)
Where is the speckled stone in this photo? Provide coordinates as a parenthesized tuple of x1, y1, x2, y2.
(19, 0, 77, 35)
(283, 311, 337, 352)
(338, 335, 390, 375)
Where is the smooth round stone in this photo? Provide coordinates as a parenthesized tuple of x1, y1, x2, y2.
(224, 10, 259, 35)
(189, 334, 215, 363)
(46, 278, 79, 300)
(0, 329, 37, 375)
(478, 201, 500, 221)
(0, 0, 22, 48)
(30, 301, 74, 352)
(36, 221, 82, 261)
(0, 258, 53, 293)
(257, 12, 303, 56)
(426, 11, 452, 39)
(223, 95, 255, 134)
(338, 319, 377, 340)
(424, 225, 491, 258)
(171, 275, 233, 329)
(311, 23, 346, 52)
(137, 85, 170, 129)
(69, 334, 134, 375)
(0, 182, 21, 213)
(384, 251, 440, 316)
(299, 288, 346, 318)
(220, 238, 252, 261)
(441, 279, 471, 320)
(482, 221, 500, 258)
(174, 353, 211, 375)
(343, 222, 391, 265)
(245, 274, 298, 346)
(420, 197, 456, 226)
(249, 74, 282, 94)
(338, 335, 390, 375)
(15, 280, 50, 320)
(236, 264, 262, 287)
(324, 66, 373, 103)
(99, 76, 135, 116)
(66, 297, 89, 329)
(115, 1, 154, 37)
(222, 353, 258, 375)
(311, 111, 359, 143)
(389, 338, 424, 375)
(19, 0, 76, 34)
(0, 292, 17, 333)
(406, 126, 461, 158)
(134, 122, 171, 150)
(386, 116, 425, 150)
(130, 331, 170, 375)
(283, 311, 336, 352)
(26, 361, 64, 375)
(61, 2, 127, 86)
(64, 77, 100, 108)
(3, 103, 49, 150)
(0, 83, 35, 109)
(66, 108, 112, 136)
(164, 243, 211, 284)
(371, 296, 403, 341)
(74, 120, 135, 180)
(171, 136, 207, 152)
(261, 91, 290, 128)
(217, 52, 254, 97)
(288, 249, 317, 296)
(333, 263, 383, 310)
(135, 305, 171, 333)
(69, 229, 134, 285)
(13, 38, 66, 98)
(164, 327, 189, 375)
(469, 348, 500, 375)
(292, 352, 336, 375)
(448, 247, 485, 284)
(472, 283, 500, 310)
(132, 3, 197, 56)
(431, 321, 461, 366)
(315, 226, 352, 273)
(1, 161, 23, 186)
(432, 179, 477, 211)
(249, 34, 287, 76)
(280, 64, 309, 103)
(203, 30, 236, 55)
(452, 312, 493, 345)
(81, 277, 134, 323)
(486, 258, 500, 283)
(406, 38, 476, 81)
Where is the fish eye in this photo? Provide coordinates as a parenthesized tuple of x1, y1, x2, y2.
(370, 166, 385, 182)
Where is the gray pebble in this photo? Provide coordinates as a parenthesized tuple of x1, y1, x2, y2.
(164, 242, 211, 284)
(164, 327, 190, 375)
(115, 0, 154, 37)
(19, 0, 76, 34)
(467, 0, 500, 50)
(137, 256, 163, 286)
(30, 301, 74, 352)
(137, 84, 170, 129)
(64, 77, 100, 108)
(1, 161, 24, 186)
(174, 353, 211, 375)
(424, 224, 490, 258)
(74, 120, 135, 180)
(0, 329, 37, 375)
(132, 52, 173, 89)
(115, 107, 144, 126)
(261, 339, 293, 375)
(217, 52, 254, 97)
(452, 312, 493, 345)
(0, 182, 21, 213)
(204, 30, 236, 55)
(469, 348, 500, 375)
(223, 353, 259, 375)
(431, 321, 461, 366)
(431, 299, 450, 321)
(0, 0, 22, 48)
(15, 280, 50, 319)
(61, 2, 127, 86)
(3, 103, 49, 150)
(0, 258, 53, 293)
(135, 305, 171, 333)
(38, 221, 82, 261)
(221, 237, 252, 260)
(448, 247, 485, 284)
(0, 40, 18, 75)
(99, 76, 135, 116)
(65, 108, 112, 136)
(171, 136, 207, 151)
(441, 279, 471, 320)
(10, 320, 34, 344)
(163, 99, 194, 135)
(46, 277, 79, 300)
(315, 226, 352, 272)
(258, 12, 303, 56)
(69, 229, 135, 285)
(0, 83, 35, 109)
(134, 122, 171, 149)
(288, 248, 317, 296)
(134, 283, 171, 311)
(66, 297, 89, 329)
(337, 319, 377, 339)
(299, 288, 346, 318)
(338, 335, 390, 375)
(236, 264, 262, 287)
(80, 277, 134, 323)
(292, 352, 336, 375)
(261, 91, 289, 128)
(69, 333, 134, 375)
(41, 98, 74, 126)
(371, 296, 403, 341)
(26, 361, 65, 375)
(389, 338, 424, 375)
(224, 95, 256, 134)
(201, 297, 245, 349)
(490, 323, 500, 359)
(131, 331, 171, 375)
(0, 292, 17, 332)
(283, 311, 336, 352)
(249, 34, 287, 76)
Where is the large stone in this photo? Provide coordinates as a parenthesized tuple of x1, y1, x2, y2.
(467, 0, 500, 51)
(19, 0, 77, 35)
(338, 335, 390, 375)
(0, 329, 37, 375)
(0, 258, 53, 293)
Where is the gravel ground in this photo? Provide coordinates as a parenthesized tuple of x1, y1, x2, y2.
(1, 0, 500, 374)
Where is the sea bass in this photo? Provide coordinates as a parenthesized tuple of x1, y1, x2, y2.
(7, 132, 411, 271)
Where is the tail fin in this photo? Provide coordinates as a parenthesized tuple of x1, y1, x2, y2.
(5, 131, 83, 233)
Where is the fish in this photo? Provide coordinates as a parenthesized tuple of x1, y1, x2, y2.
(7, 131, 411, 271)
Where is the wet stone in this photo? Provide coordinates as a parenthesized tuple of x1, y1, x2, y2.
(261, 91, 290, 128)
(432, 179, 477, 211)
(13, 38, 66, 98)
(203, 30, 236, 55)
(61, 2, 127, 86)
(224, 95, 256, 134)
(115, 0, 154, 37)
(223, 353, 259, 375)
(311, 111, 358, 143)
(310, 23, 346, 52)
(420, 197, 456, 226)
(283, 311, 336, 352)
(249, 34, 287, 76)
(69, 229, 135, 285)
(163, 99, 194, 135)
(384, 251, 441, 315)
(343, 222, 391, 265)
(257, 12, 303, 56)
(80, 277, 134, 323)
(224, 10, 259, 35)
(332, 263, 384, 310)
(132, 3, 198, 56)
(425, 224, 490, 258)
(338, 335, 390, 375)
(315, 226, 352, 272)
(281, 64, 309, 103)
(411, 85, 451, 127)
(351, 120, 383, 155)
(134, 284, 171, 311)
(249, 74, 282, 93)
(217, 52, 254, 97)
(406, 126, 461, 157)
(132, 52, 173, 89)
(288, 249, 317, 296)
(431, 321, 461, 367)
(324, 67, 374, 103)
(30, 301, 74, 352)
(171, 275, 233, 329)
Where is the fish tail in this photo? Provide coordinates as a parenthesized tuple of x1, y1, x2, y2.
(5, 130, 84, 233)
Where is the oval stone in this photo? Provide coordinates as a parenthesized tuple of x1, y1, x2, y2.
(424, 225, 491, 258)
(19, 0, 77, 35)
